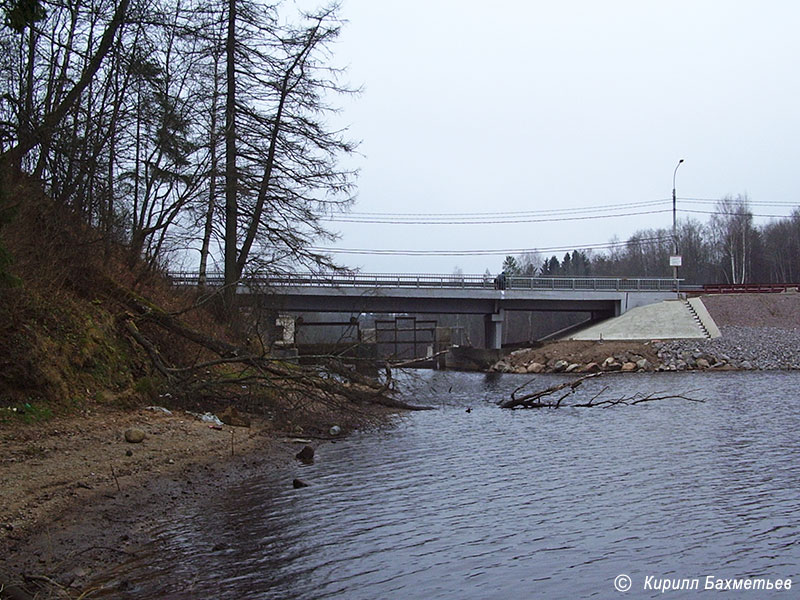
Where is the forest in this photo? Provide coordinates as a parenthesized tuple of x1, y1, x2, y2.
(1, 0, 355, 294)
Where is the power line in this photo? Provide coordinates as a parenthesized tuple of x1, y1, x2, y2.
(336, 198, 670, 218)
(321, 198, 800, 225)
(310, 236, 673, 257)
(323, 208, 674, 225)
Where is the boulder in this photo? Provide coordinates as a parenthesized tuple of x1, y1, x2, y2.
(526, 362, 545, 374)
(579, 362, 601, 373)
(553, 360, 569, 372)
(696, 358, 710, 369)
(218, 406, 251, 428)
(565, 363, 581, 373)
(124, 428, 145, 443)
(636, 358, 651, 371)
(295, 445, 315, 462)
(620, 362, 637, 372)
(292, 478, 309, 489)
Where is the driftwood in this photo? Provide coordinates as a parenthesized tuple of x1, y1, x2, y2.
(500, 373, 601, 409)
(500, 373, 703, 409)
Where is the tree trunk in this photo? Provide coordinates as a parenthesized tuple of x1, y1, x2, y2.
(223, 0, 238, 306)
(199, 55, 221, 288)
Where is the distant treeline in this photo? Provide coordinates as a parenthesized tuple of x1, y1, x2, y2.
(501, 196, 800, 285)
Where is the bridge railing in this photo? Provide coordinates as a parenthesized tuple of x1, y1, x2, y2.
(169, 272, 680, 292)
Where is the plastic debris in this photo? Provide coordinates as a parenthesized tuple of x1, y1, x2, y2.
(186, 411, 224, 426)
(145, 406, 173, 415)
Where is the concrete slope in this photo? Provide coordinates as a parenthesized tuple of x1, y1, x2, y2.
(566, 299, 715, 340)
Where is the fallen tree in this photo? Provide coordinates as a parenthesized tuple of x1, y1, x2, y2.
(500, 373, 703, 409)
(105, 277, 433, 414)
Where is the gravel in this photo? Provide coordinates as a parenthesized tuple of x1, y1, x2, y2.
(654, 325, 800, 370)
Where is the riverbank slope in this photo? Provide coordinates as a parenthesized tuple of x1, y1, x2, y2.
(493, 292, 800, 373)
(0, 181, 394, 599)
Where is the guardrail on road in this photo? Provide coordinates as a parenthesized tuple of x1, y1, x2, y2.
(169, 272, 681, 292)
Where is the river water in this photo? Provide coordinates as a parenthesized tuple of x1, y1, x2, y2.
(96, 371, 800, 598)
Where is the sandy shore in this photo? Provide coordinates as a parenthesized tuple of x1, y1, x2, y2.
(0, 407, 337, 597)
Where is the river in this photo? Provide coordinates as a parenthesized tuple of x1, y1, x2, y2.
(94, 371, 800, 598)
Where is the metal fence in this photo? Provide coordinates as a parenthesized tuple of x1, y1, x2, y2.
(169, 271, 680, 292)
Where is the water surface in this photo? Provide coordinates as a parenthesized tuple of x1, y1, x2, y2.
(97, 371, 800, 598)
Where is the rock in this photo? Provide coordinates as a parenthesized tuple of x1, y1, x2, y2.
(514, 366, 528, 374)
(125, 449, 133, 457)
(218, 406, 251, 428)
(636, 358, 651, 371)
(295, 445, 315, 462)
(621, 362, 637, 372)
(329, 425, 342, 436)
(565, 363, 581, 373)
(292, 478, 309, 489)
(696, 358, 710, 369)
(553, 360, 569, 372)
(602, 357, 621, 371)
(526, 362, 545, 373)
(124, 428, 145, 443)
(740, 360, 754, 370)
(579, 362, 601, 373)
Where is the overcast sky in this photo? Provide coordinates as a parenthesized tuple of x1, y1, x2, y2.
(310, 0, 800, 274)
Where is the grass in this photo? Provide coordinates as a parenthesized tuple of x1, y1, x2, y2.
(0, 401, 54, 424)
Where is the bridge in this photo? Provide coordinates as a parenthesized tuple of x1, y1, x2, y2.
(171, 272, 681, 349)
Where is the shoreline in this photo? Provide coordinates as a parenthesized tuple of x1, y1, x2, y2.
(0, 406, 365, 598)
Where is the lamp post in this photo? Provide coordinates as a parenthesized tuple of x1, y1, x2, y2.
(672, 159, 684, 285)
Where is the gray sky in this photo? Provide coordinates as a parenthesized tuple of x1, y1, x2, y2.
(313, 0, 800, 274)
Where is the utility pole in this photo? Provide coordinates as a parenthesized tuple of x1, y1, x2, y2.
(672, 159, 684, 288)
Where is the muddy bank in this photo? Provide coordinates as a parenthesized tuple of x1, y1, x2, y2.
(0, 406, 374, 599)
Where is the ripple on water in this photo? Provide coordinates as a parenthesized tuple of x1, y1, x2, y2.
(94, 371, 800, 599)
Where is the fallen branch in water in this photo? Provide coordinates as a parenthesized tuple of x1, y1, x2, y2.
(500, 373, 600, 409)
(499, 373, 703, 409)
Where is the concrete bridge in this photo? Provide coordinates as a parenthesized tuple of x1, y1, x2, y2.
(171, 272, 680, 349)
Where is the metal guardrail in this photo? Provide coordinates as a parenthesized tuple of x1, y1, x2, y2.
(169, 272, 681, 292)
(702, 283, 800, 294)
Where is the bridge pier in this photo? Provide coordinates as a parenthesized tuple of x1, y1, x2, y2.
(484, 309, 505, 350)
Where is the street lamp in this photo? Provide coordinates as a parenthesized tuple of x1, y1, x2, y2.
(671, 159, 684, 285)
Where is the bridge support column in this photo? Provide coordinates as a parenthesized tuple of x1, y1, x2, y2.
(485, 309, 504, 350)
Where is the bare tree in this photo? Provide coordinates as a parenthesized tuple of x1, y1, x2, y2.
(709, 195, 755, 284)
